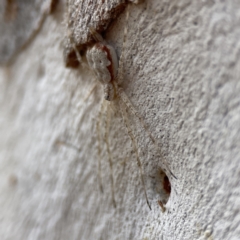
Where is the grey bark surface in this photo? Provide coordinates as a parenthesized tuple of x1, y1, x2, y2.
(0, 0, 55, 64)
(63, 0, 127, 67)
(0, 0, 240, 239)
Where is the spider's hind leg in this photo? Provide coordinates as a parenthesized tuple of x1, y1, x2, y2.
(96, 100, 105, 193)
(103, 101, 117, 208)
(117, 96, 151, 210)
(114, 82, 177, 180)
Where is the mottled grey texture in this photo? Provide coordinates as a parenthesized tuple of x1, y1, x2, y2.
(0, 0, 55, 64)
(63, 0, 126, 67)
(0, 0, 240, 239)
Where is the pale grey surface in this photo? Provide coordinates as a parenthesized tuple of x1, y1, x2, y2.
(0, 0, 54, 64)
(0, 0, 240, 239)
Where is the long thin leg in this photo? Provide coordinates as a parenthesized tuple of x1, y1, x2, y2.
(112, 2, 173, 208)
(96, 100, 105, 193)
(82, 83, 97, 102)
(55, 139, 81, 152)
(118, 1, 145, 84)
(114, 82, 177, 179)
(103, 101, 117, 208)
(117, 3, 130, 85)
(115, 1, 160, 151)
(118, 98, 151, 210)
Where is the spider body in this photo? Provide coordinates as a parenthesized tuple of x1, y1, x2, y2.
(86, 42, 118, 101)
(85, 31, 153, 209)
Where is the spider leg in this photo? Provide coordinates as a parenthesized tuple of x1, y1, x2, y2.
(115, 82, 177, 180)
(96, 100, 105, 193)
(82, 83, 97, 102)
(117, 4, 130, 85)
(118, 97, 151, 210)
(103, 101, 117, 208)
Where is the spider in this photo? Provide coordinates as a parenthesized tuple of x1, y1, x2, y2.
(61, 0, 176, 210)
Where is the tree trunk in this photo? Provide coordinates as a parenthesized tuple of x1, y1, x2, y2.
(0, 0, 240, 239)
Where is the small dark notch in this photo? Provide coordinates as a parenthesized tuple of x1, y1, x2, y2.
(163, 175, 171, 194)
(49, 0, 59, 13)
(154, 168, 172, 211)
(65, 50, 81, 68)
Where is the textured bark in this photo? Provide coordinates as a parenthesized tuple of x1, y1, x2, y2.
(0, 0, 55, 64)
(0, 0, 240, 239)
(63, 0, 127, 67)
